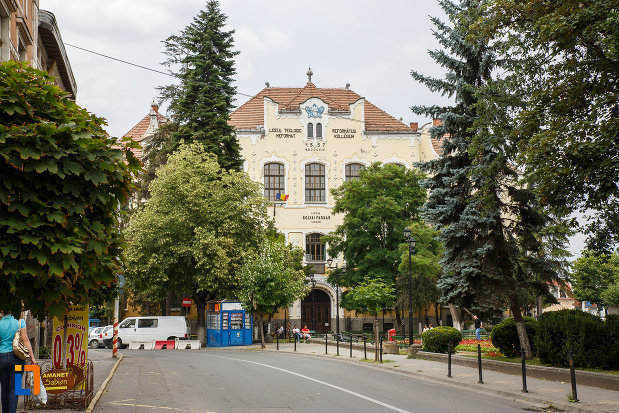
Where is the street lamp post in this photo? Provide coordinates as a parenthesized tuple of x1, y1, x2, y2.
(327, 258, 345, 338)
(403, 228, 416, 345)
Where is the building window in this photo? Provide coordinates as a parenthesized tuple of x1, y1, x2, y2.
(345, 163, 365, 181)
(385, 162, 406, 169)
(307, 123, 313, 138)
(18, 38, 26, 62)
(316, 123, 322, 139)
(306, 233, 325, 262)
(264, 162, 285, 201)
(305, 163, 325, 203)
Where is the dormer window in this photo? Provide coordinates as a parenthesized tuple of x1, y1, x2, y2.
(307, 123, 314, 138)
(316, 123, 322, 139)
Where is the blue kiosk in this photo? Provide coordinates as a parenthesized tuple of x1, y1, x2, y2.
(206, 301, 253, 347)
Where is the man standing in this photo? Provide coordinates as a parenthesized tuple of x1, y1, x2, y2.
(473, 315, 483, 340)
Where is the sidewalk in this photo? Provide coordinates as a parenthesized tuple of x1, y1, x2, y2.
(258, 341, 619, 413)
(18, 349, 119, 413)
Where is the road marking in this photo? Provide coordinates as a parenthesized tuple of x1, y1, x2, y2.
(108, 401, 216, 412)
(211, 355, 412, 413)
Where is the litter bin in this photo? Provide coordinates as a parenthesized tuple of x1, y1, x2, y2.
(388, 328, 396, 341)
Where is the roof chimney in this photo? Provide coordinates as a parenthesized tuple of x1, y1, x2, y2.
(345, 83, 350, 89)
(265, 82, 270, 88)
(410, 122, 418, 131)
(433, 118, 442, 126)
(151, 101, 159, 113)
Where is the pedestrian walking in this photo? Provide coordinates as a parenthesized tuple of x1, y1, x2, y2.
(0, 312, 36, 413)
(473, 315, 483, 340)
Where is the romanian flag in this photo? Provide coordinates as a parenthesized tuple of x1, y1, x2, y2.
(275, 193, 289, 201)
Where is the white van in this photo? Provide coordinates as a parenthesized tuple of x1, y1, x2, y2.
(115, 316, 190, 348)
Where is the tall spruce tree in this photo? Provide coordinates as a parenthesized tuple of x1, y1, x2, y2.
(159, 0, 242, 171)
(413, 0, 569, 357)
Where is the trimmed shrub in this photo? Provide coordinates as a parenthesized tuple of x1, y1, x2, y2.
(421, 326, 462, 353)
(536, 309, 611, 369)
(490, 316, 537, 358)
(605, 314, 619, 370)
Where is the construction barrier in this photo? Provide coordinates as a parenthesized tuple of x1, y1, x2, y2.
(127, 339, 201, 350)
(175, 340, 201, 350)
(154, 340, 176, 349)
(129, 340, 155, 350)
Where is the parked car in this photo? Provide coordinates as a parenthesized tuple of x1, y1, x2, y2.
(104, 316, 190, 349)
(100, 325, 114, 346)
(88, 326, 105, 348)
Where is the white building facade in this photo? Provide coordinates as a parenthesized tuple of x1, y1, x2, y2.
(230, 73, 440, 332)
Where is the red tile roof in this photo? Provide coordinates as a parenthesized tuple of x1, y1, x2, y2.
(123, 106, 168, 160)
(229, 82, 414, 133)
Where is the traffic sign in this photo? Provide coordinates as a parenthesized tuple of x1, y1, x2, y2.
(182, 298, 193, 308)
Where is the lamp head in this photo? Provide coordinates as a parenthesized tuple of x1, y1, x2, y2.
(403, 228, 411, 238)
(326, 258, 333, 267)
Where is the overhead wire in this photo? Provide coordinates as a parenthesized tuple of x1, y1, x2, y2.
(65, 43, 414, 127)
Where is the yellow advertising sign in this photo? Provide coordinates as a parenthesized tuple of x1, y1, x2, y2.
(52, 305, 88, 391)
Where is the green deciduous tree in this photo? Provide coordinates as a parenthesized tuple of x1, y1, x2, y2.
(239, 239, 307, 348)
(325, 163, 426, 289)
(159, 0, 242, 171)
(396, 222, 442, 330)
(572, 252, 619, 311)
(0, 62, 139, 318)
(124, 143, 269, 344)
(344, 277, 395, 360)
(412, 0, 569, 358)
(479, 0, 619, 252)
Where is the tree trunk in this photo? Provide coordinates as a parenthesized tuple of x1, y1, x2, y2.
(510, 294, 532, 359)
(259, 315, 265, 349)
(435, 302, 440, 326)
(395, 308, 402, 335)
(165, 290, 175, 316)
(448, 304, 461, 331)
(195, 297, 206, 346)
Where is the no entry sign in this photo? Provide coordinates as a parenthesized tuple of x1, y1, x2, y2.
(182, 298, 193, 307)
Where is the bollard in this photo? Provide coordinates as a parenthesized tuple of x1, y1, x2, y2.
(380, 335, 383, 363)
(569, 352, 579, 402)
(276, 334, 279, 351)
(477, 344, 484, 384)
(363, 334, 367, 360)
(521, 347, 528, 393)
(349, 333, 353, 358)
(336, 332, 340, 356)
(447, 342, 452, 378)
(325, 333, 328, 354)
(294, 336, 297, 352)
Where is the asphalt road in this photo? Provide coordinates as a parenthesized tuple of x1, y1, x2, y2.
(96, 349, 535, 413)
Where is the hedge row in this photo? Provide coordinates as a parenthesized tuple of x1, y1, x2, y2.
(488, 310, 618, 370)
(536, 310, 618, 370)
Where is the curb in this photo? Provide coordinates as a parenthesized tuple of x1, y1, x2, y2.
(417, 351, 619, 391)
(85, 353, 124, 413)
(264, 347, 610, 413)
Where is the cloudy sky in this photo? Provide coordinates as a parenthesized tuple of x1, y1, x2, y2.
(42, 0, 585, 257)
(44, 0, 450, 137)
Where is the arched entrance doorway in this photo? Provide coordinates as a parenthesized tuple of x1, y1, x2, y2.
(301, 289, 331, 333)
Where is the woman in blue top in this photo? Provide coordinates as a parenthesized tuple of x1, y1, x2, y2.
(0, 313, 36, 413)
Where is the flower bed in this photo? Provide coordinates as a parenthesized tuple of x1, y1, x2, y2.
(455, 339, 503, 357)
